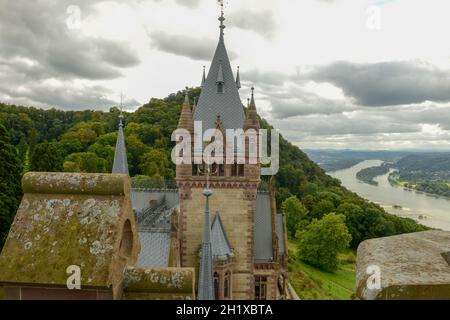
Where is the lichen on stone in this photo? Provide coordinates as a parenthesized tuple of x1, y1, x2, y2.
(123, 267, 195, 294)
(0, 174, 134, 289)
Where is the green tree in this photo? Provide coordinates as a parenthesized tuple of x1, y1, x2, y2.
(30, 142, 63, 172)
(297, 213, 352, 272)
(311, 199, 335, 220)
(0, 125, 22, 249)
(16, 137, 28, 162)
(139, 148, 174, 179)
(63, 152, 107, 173)
(125, 135, 149, 176)
(283, 196, 308, 238)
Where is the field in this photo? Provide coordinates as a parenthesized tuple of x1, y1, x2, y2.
(288, 240, 357, 300)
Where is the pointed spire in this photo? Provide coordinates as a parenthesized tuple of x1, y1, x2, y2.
(178, 90, 194, 134)
(112, 98, 129, 175)
(211, 211, 233, 261)
(201, 66, 206, 88)
(244, 86, 260, 130)
(194, 3, 246, 131)
(236, 66, 241, 89)
(198, 185, 215, 300)
(249, 87, 256, 110)
(216, 64, 224, 83)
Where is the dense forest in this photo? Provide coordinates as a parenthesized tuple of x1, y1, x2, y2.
(0, 88, 427, 267)
(393, 154, 450, 198)
(396, 154, 450, 182)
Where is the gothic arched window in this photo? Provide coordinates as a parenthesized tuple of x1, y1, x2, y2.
(214, 273, 220, 300)
(224, 272, 231, 299)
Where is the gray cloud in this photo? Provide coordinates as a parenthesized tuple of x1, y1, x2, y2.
(304, 61, 450, 107)
(149, 31, 238, 61)
(151, 0, 201, 8)
(175, 0, 201, 8)
(0, 0, 141, 109)
(229, 9, 277, 39)
(242, 69, 290, 87)
(0, 1, 140, 80)
(270, 95, 356, 118)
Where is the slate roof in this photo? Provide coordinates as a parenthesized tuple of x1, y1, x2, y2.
(211, 212, 233, 261)
(254, 192, 274, 263)
(198, 189, 215, 300)
(193, 19, 246, 132)
(112, 115, 129, 175)
(131, 190, 179, 268)
(136, 231, 171, 268)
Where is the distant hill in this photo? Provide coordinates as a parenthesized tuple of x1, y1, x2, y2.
(392, 154, 450, 198)
(396, 154, 450, 182)
(305, 149, 448, 172)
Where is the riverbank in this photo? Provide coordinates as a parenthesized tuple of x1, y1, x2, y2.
(330, 160, 450, 231)
(388, 172, 450, 201)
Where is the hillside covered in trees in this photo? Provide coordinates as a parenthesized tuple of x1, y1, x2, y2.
(0, 88, 427, 262)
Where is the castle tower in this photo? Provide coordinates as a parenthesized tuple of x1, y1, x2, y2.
(176, 92, 194, 179)
(176, 7, 261, 300)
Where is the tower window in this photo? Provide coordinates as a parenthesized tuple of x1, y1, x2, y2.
(255, 276, 267, 300)
(217, 82, 224, 94)
(224, 272, 231, 299)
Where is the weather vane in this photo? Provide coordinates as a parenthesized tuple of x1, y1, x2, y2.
(217, 0, 229, 15)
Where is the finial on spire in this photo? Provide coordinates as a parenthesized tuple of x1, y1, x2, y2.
(218, 0, 226, 37)
(251, 86, 255, 97)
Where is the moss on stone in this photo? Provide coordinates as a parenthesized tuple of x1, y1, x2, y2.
(0, 194, 122, 287)
(123, 267, 195, 294)
(22, 172, 130, 196)
(123, 292, 194, 300)
(0, 173, 138, 291)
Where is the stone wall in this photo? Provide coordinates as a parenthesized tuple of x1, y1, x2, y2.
(0, 172, 140, 300)
(356, 230, 450, 300)
(179, 183, 256, 300)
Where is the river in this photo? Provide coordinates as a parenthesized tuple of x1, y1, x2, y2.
(330, 160, 450, 231)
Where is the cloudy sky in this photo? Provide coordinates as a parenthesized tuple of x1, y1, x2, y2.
(1, 0, 450, 150)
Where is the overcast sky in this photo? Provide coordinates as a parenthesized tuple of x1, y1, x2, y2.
(1, 0, 450, 150)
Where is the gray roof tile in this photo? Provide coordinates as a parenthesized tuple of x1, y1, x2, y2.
(137, 231, 170, 268)
(254, 192, 274, 263)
